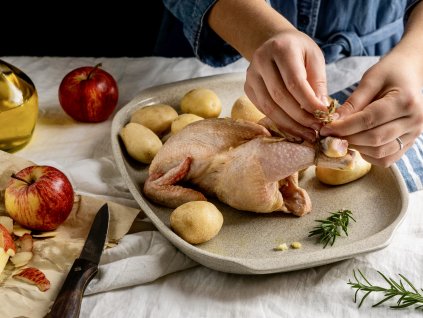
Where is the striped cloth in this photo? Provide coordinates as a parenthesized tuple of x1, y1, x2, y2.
(330, 84, 423, 193)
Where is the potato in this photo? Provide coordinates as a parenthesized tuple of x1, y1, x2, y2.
(180, 88, 222, 118)
(315, 151, 371, 185)
(119, 123, 162, 164)
(171, 113, 203, 134)
(130, 104, 178, 135)
(170, 201, 223, 244)
(231, 95, 265, 123)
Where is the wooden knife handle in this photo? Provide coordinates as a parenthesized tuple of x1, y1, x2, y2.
(46, 258, 98, 318)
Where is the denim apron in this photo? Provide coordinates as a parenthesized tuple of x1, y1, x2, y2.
(157, 0, 420, 66)
(317, 19, 403, 63)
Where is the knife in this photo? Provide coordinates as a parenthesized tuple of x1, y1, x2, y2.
(47, 203, 109, 318)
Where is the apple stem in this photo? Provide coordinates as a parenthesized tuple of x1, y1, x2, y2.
(87, 63, 102, 80)
(11, 174, 31, 185)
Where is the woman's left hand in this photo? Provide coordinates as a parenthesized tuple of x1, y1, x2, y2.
(320, 50, 423, 167)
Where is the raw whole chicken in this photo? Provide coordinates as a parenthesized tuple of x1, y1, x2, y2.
(144, 118, 354, 216)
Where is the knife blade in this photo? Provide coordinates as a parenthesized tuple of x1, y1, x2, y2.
(47, 203, 109, 318)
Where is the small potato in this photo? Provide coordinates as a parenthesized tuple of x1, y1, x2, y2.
(170, 201, 223, 244)
(316, 150, 371, 185)
(231, 95, 265, 123)
(180, 88, 222, 118)
(119, 123, 162, 164)
(171, 113, 203, 134)
(130, 104, 178, 135)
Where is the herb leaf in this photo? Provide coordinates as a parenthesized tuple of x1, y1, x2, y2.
(348, 270, 423, 310)
(308, 209, 355, 248)
(313, 99, 338, 124)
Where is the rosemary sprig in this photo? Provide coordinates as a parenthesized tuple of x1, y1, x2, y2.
(348, 269, 423, 310)
(313, 99, 338, 124)
(308, 209, 355, 248)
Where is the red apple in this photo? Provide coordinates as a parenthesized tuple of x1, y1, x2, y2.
(58, 63, 118, 122)
(4, 165, 74, 231)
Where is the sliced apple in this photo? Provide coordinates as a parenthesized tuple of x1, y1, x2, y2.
(13, 224, 31, 237)
(0, 216, 14, 234)
(105, 242, 117, 249)
(32, 231, 58, 238)
(15, 233, 33, 253)
(0, 224, 16, 276)
(13, 267, 50, 292)
(0, 251, 10, 276)
(10, 251, 33, 267)
(11, 233, 34, 267)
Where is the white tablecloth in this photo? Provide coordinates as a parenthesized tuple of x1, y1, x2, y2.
(2, 56, 422, 318)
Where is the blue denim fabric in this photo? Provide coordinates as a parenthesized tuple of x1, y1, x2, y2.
(157, 0, 421, 66)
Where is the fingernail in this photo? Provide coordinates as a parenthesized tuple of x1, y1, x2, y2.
(320, 127, 332, 136)
(319, 95, 330, 107)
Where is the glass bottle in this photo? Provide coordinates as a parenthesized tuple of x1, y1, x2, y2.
(0, 59, 38, 152)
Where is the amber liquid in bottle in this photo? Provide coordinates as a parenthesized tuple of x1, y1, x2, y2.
(0, 60, 38, 152)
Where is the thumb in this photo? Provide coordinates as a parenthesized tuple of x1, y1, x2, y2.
(336, 80, 382, 119)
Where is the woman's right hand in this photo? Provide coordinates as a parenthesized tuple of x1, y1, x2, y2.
(244, 29, 329, 142)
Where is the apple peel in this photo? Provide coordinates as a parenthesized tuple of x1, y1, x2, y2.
(10, 251, 33, 267)
(13, 267, 50, 292)
(0, 224, 16, 254)
(0, 216, 14, 234)
(15, 233, 33, 253)
(0, 224, 16, 276)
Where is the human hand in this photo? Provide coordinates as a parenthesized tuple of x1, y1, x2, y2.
(244, 29, 329, 142)
(320, 52, 423, 167)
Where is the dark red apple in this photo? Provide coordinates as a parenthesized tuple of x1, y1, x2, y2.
(58, 63, 118, 122)
(4, 166, 74, 231)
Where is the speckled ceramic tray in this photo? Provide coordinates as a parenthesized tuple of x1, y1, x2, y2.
(111, 73, 409, 274)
